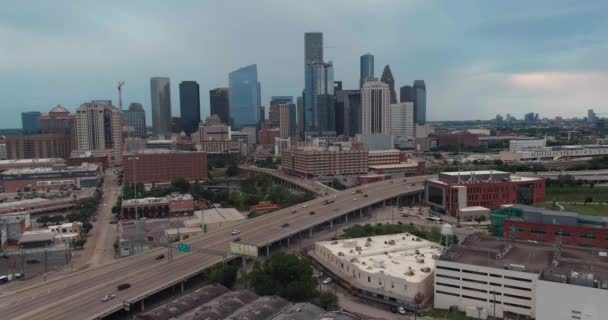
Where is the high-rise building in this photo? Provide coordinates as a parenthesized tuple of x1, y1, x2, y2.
(380, 65, 397, 104)
(390, 102, 415, 147)
(39, 104, 76, 151)
(228, 64, 260, 129)
(278, 103, 292, 139)
(75, 101, 123, 163)
(179, 81, 201, 136)
(304, 32, 323, 64)
(269, 96, 293, 128)
(344, 90, 362, 137)
(296, 96, 304, 140)
(304, 62, 335, 135)
(150, 77, 172, 139)
(413, 80, 426, 125)
(399, 85, 415, 103)
(588, 109, 598, 123)
(21, 111, 41, 134)
(360, 53, 374, 88)
(362, 78, 390, 135)
(209, 88, 230, 125)
(4, 134, 72, 159)
(123, 103, 147, 138)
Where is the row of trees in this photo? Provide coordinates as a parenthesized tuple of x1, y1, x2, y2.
(341, 223, 443, 244)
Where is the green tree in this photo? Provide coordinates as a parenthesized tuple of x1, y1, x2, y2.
(205, 264, 238, 288)
(82, 222, 93, 234)
(249, 252, 317, 301)
(318, 292, 339, 310)
(170, 178, 191, 194)
(226, 162, 240, 177)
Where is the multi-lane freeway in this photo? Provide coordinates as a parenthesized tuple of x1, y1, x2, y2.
(0, 175, 429, 320)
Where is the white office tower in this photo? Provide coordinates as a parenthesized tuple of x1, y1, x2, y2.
(362, 78, 390, 135)
(390, 102, 414, 148)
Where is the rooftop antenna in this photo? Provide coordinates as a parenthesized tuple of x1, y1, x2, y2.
(117, 81, 125, 111)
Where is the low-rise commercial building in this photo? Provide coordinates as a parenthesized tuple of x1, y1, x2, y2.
(434, 237, 608, 319)
(122, 150, 207, 185)
(282, 145, 368, 177)
(0, 163, 101, 193)
(196, 208, 246, 233)
(508, 138, 546, 152)
(313, 233, 442, 306)
(369, 160, 425, 176)
(0, 213, 31, 248)
(120, 193, 194, 219)
(3, 133, 73, 160)
(491, 204, 608, 248)
(500, 144, 608, 162)
(0, 158, 65, 171)
(18, 230, 55, 248)
(426, 171, 545, 217)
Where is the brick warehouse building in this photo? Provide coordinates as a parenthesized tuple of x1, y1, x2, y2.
(122, 150, 207, 185)
(425, 170, 545, 217)
(491, 204, 608, 248)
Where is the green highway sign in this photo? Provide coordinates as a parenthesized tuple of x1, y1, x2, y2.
(177, 243, 191, 253)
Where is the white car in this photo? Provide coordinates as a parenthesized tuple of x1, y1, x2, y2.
(322, 277, 332, 284)
(231, 229, 241, 235)
(352, 198, 358, 201)
(466, 227, 474, 230)
(101, 294, 115, 302)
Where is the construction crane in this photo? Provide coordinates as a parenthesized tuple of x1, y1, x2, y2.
(117, 81, 125, 111)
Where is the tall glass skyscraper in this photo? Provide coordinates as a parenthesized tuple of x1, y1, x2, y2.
(304, 61, 334, 135)
(124, 103, 147, 138)
(380, 65, 397, 104)
(304, 32, 323, 64)
(209, 88, 230, 125)
(21, 111, 42, 134)
(228, 64, 260, 129)
(413, 80, 426, 125)
(179, 81, 201, 135)
(360, 53, 374, 87)
(150, 77, 172, 139)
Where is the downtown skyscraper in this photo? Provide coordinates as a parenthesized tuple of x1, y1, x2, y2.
(380, 65, 397, 104)
(150, 77, 172, 139)
(361, 78, 390, 134)
(228, 64, 260, 129)
(360, 53, 374, 88)
(303, 32, 336, 135)
(413, 80, 426, 124)
(209, 88, 230, 125)
(179, 81, 201, 135)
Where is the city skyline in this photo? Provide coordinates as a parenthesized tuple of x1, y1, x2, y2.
(1, 1, 607, 128)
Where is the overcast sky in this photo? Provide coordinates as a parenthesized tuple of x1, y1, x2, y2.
(1, 0, 607, 128)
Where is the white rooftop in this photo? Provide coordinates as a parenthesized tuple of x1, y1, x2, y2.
(441, 170, 508, 176)
(0, 158, 63, 165)
(459, 206, 490, 212)
(318, 233, 443, 283)
(196, 208, 246, 224)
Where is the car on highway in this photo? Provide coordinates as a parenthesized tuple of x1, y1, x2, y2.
(301, 205, 308, 208)
(155, 254, 165, 260)
(309, 211, 315, 215)
(282, 223, 290, 228)
(26, 259, 40, 264)
(391, 306, 407, 314)
(234, 237, 241, 242)
(351, 191, 356, 194)
(101, 294, 115, 302)
(231, 229, 241, 235)
(322, 277, 332, 284)
(466, 227, 474, 230)
(117, 283, 131, 291)
(352, 198, 357, 201)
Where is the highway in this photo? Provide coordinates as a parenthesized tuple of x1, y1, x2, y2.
(0, 175, 428, 320)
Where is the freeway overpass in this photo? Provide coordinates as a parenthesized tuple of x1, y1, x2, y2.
(0, 175, 429, 320)
(239, 166, 338, 195)
(517, 169, 608, 183)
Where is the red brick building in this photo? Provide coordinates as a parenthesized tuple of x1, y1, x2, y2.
(258, 128, 280, 145)
(122, 151, 207, 185)
(493, 204, 608, 248)
(426, 171, 545, 217)
(120, 193, 194, 219)
(282, 146, 368, 177)
(434, 132, 481, 148)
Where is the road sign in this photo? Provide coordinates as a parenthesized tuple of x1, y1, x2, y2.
(177, 243, 191, 253)
(229, 242, 258, 257)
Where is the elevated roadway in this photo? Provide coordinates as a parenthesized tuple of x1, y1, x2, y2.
(0, 175, 429, 320)
(239, 166, 338, 195)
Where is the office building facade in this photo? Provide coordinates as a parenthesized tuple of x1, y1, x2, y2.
(304, 62, 335, 135)
(362, 79, 390, 135)
(21, 111, 42, 134)
(390, 102, 415, 146)
(75, 101, 123, 163)
(413, 80, 426, 125)
(360, 53, 374, 88)
(269, 96, 293, 128)
(304, 32, 323, 64)
(150, 77, 172, 139)
(209, 88, 230, 125)
(179, 81, 201, 135)
(380, 65, 397, 104)
(228, 64, 260, 129)
(124, 103, 147, 138)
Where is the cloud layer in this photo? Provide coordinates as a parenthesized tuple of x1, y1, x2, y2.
(0, 0, 607, 127)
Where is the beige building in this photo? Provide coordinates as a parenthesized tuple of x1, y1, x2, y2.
(313, 233, 442, 306)
(75, 101, 123, 164)
(279, 103, 291, 139)
(362, 79, 391, 135)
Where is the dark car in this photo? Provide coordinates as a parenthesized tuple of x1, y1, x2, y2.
(155, 254, 165, 260)
(26, 259, 40, 264)
(117, 283, 131, 291)
(309, 211, 315, 215)
(282, 223, 290, 228)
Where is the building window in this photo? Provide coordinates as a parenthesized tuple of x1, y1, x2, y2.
(530, 228, 546, 234)
(437, 282, 460, 289)
(462, 295, 487, 302)
(580, 234, 596, 239)
(462, 286, 487, 293)
(555, 231, 571, 237)
(368, 276, 371, 283)
(503, 276, 532, 283)
(490, 273, 502, 278)
(436, 274, 460, 280)
(436, 290, 459, 297)
(462, 278, 487, 285)
(462, 269, 488, 276)
(437, 265, 460, 272)
(503, 284, 532, 291)
(503, 293, 531, 301)
(503, 302, 531, 309)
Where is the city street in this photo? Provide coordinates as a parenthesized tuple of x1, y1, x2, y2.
(71, 169, 120, 270)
